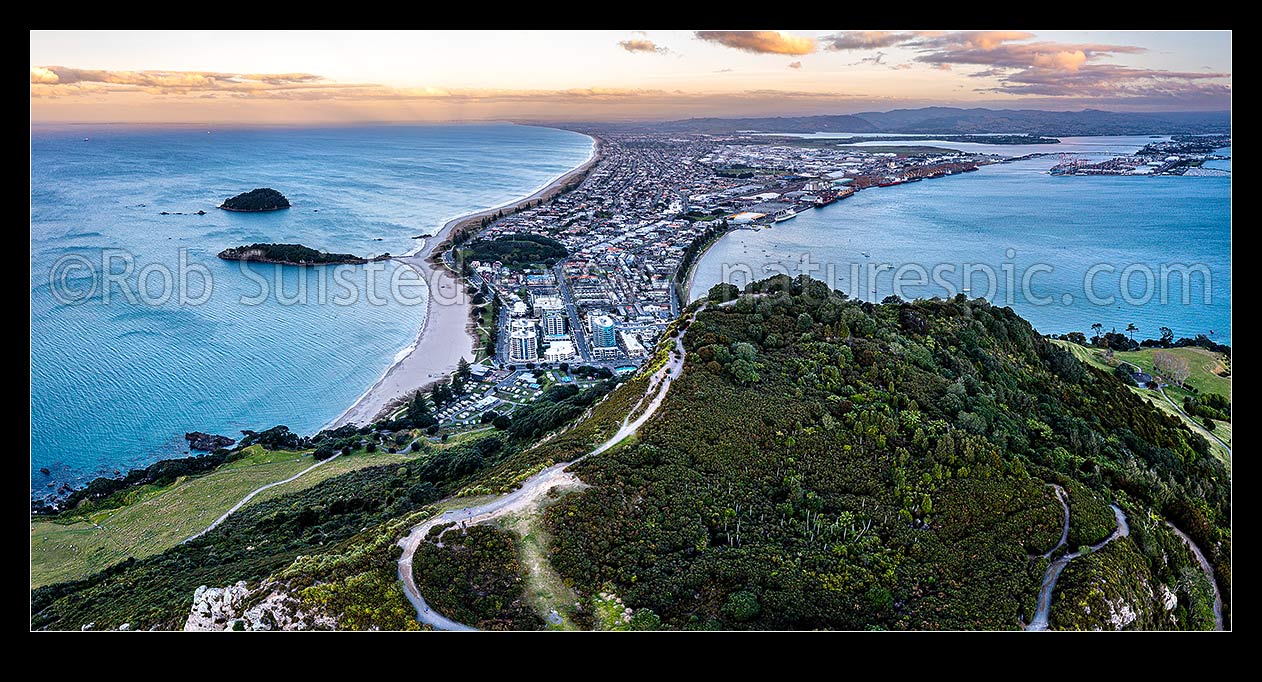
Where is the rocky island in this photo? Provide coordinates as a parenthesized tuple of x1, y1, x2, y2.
(219, 188, 291, 212)
(217, 243, 390, 265)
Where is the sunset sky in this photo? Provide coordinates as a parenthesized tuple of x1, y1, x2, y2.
(30, 30, 1232, 124)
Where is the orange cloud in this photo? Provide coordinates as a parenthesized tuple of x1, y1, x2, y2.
(619, 38, 669, 54)
(907, 34, 1228, 102)
(1032, 50, 1088, 71)
(952, 31, 1035, 50)
(694, 31, 816, 55)
(30, 66, 330, 95)
(31, 65, 893, 122)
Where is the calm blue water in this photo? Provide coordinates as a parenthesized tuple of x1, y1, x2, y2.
(690, 136, 1231, 346)
(31, 123, 592, 493)
(1204, 145, 1232, 171)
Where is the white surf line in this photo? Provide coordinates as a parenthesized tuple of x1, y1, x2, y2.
(183, 454, 341, 543)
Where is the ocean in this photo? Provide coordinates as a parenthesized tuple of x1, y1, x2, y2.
(689, 136, 1231, 345)
(30, 123, 593, 494)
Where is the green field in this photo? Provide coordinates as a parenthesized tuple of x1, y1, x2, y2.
(1052, 341, 1230, 396)
(1111, 346, 1230, 399)
(244, 449, 414, 506)
(1052, 340, 1231, 463)
(30, 447, 412, 588)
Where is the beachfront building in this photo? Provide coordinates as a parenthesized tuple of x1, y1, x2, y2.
(509, 326, 539, 362)
(542, 308, 568, 339)
(591, 315, 617, 349)
(534, 295, 568, 339)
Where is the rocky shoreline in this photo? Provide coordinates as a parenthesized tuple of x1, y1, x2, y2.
(185, 431, 235, 451)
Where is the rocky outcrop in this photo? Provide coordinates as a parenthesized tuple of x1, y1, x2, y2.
(184, 581, 337, 631)
(219, 188, 290, 212)
(184, 432, 236, 452)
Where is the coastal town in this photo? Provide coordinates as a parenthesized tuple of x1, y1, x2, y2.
(421, 131, 1003, 431)
(1050, 134, 1232, 176)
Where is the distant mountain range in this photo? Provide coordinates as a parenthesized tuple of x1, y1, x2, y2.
(565, 107, 1231, 137)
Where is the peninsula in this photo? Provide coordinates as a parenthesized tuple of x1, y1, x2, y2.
(219, 188, 291, 212)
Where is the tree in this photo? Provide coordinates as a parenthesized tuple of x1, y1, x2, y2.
(456, 357, 472, 384)
(1066, 331, 1087, 346)
(1113, 364, 1138, 386)
(432, 383, 454, 408)
(1153, 350, 1191, 388)
(1203, 417, 1216, 432)
(629, 608, 662, 631)
(407, 392, 435, 428)
(1159, 326, 1175, 346)
(708, 282, 740, 304)
(722, 591, 761, 622)
(1090, 322, 1104, 343)
(1126, 322, 1138, 341)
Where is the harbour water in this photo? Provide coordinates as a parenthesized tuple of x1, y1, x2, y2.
(30, 123, 593, 492)
(689, 136, 1231, 345)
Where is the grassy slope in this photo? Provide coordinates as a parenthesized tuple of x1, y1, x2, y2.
(1052, 340, 1231, 463)
(503, 507, 583, 630)
(246, 450, 413, 506)
(1054, 342, 1230, 399)
(30, 447, 411, 588)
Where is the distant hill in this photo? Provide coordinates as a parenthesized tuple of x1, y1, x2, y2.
(569, 107, 1231, 137)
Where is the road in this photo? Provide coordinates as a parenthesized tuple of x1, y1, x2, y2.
(552, 261, 592, 362)
(1157, 385, 1231, 456)
(1026, 498, 1129, 631)
(1039, 484, 1070, 560)
(183, 453, 341, 543)
(396, 311, 694, 630)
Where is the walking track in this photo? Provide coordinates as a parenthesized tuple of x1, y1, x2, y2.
(396, 312, 694, 630)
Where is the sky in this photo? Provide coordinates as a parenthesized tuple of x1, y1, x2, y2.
(30, 30, 1232, 124)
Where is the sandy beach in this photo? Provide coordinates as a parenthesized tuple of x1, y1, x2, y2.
(328, 134, 601, 429)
